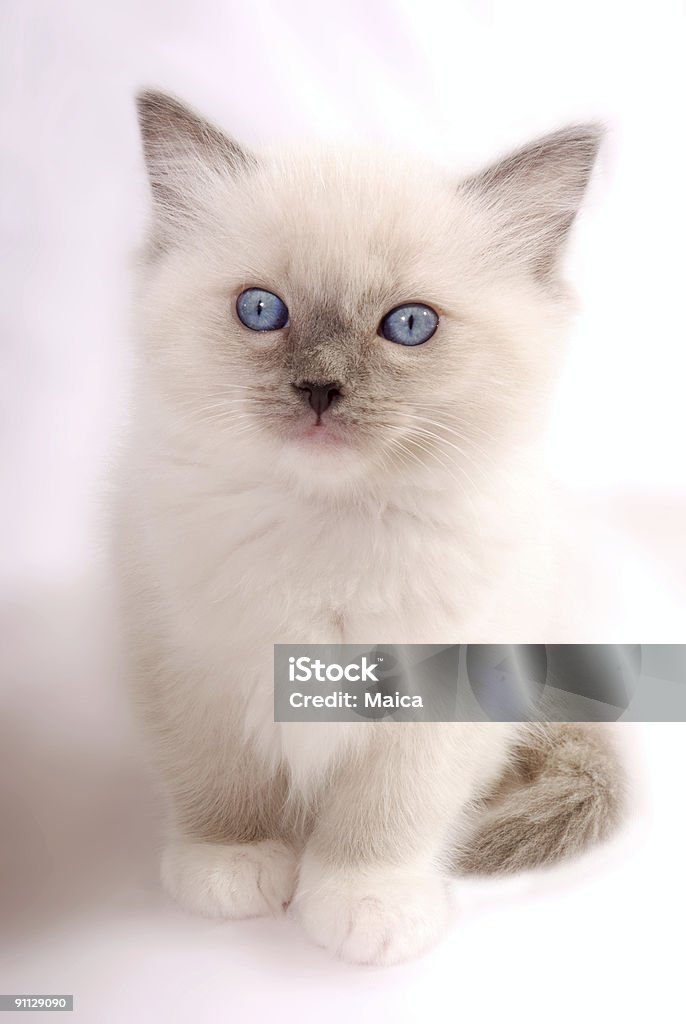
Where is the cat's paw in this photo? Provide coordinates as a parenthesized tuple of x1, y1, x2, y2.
(291, 856, 454, 965)
(161, 839, 297, 919)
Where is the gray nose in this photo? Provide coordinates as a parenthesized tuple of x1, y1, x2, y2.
(293, 381, 343, 416)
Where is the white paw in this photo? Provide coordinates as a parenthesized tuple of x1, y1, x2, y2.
(291, 856, 454, 965)
(161, 839, 297, 920)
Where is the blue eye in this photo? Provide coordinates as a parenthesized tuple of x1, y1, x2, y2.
(379, 303, 438, 346)
(236, 288, 289, 331)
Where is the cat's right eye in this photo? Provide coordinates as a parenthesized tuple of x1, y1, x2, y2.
(236, 288, 289, 332)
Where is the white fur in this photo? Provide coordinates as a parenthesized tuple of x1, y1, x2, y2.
(161, 839, 298, 919)
(116, 95, 602, 963)
(292, 853, 455, 965)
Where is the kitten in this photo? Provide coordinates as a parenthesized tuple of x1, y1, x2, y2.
(114, 91, 625, 965)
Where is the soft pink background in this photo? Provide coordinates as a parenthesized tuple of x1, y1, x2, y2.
(1, 1, 684, 1021)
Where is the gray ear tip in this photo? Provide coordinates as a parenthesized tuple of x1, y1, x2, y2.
(135, 89, 163, 126)
(571, 120, 606, 146)
(135, 88, 164, 111)
(564, 121, 606, 139)
(584, 121, 607, 141)
(135, 88, 186, 126)
(549, 122, 606, 161)
(520, 123, 605, 186)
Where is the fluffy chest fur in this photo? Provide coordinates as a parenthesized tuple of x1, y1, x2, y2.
(124, 444, 547, 783)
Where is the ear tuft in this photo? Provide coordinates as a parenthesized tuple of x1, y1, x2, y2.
(462, 124, 604, 278)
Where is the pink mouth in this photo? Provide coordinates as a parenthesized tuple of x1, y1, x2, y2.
(293, 420, 346, 448)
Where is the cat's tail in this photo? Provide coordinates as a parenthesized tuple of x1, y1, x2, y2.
(458, 723, 627, 876)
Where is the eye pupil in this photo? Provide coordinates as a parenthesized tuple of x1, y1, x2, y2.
(237, 288, 289, 332)
(379, 303, 438, 346)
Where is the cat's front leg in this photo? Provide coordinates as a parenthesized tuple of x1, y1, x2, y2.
(293, 853, 453, 966)
(161, 837, 298, 920)
(290, 724, 484, 965)
(150, 711, 299, 920)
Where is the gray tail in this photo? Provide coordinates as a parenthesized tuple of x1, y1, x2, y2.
(458, 723, 627, 876)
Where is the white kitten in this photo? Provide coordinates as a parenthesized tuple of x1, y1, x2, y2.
(114, 92, 624, 965)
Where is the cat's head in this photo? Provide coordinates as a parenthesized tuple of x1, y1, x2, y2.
(134, 91, 601, 500)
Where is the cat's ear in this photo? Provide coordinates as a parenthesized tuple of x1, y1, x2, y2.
(135, 90, 256, 246)
(461, 125, 603, 279)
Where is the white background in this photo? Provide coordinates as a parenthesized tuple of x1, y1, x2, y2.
(1, 2, 685, 1021)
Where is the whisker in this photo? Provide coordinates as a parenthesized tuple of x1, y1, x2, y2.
(183, 409, 255, 428)
(411, 410, 503, 448)
(400, 423, 492, 476)
(387, 408, 499, 458)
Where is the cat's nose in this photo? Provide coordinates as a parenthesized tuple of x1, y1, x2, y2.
(292, 381, 343, 416)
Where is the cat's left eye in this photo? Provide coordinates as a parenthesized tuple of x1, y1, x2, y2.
(236, 287, 289, 332)
(379, 303, 439, 346)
